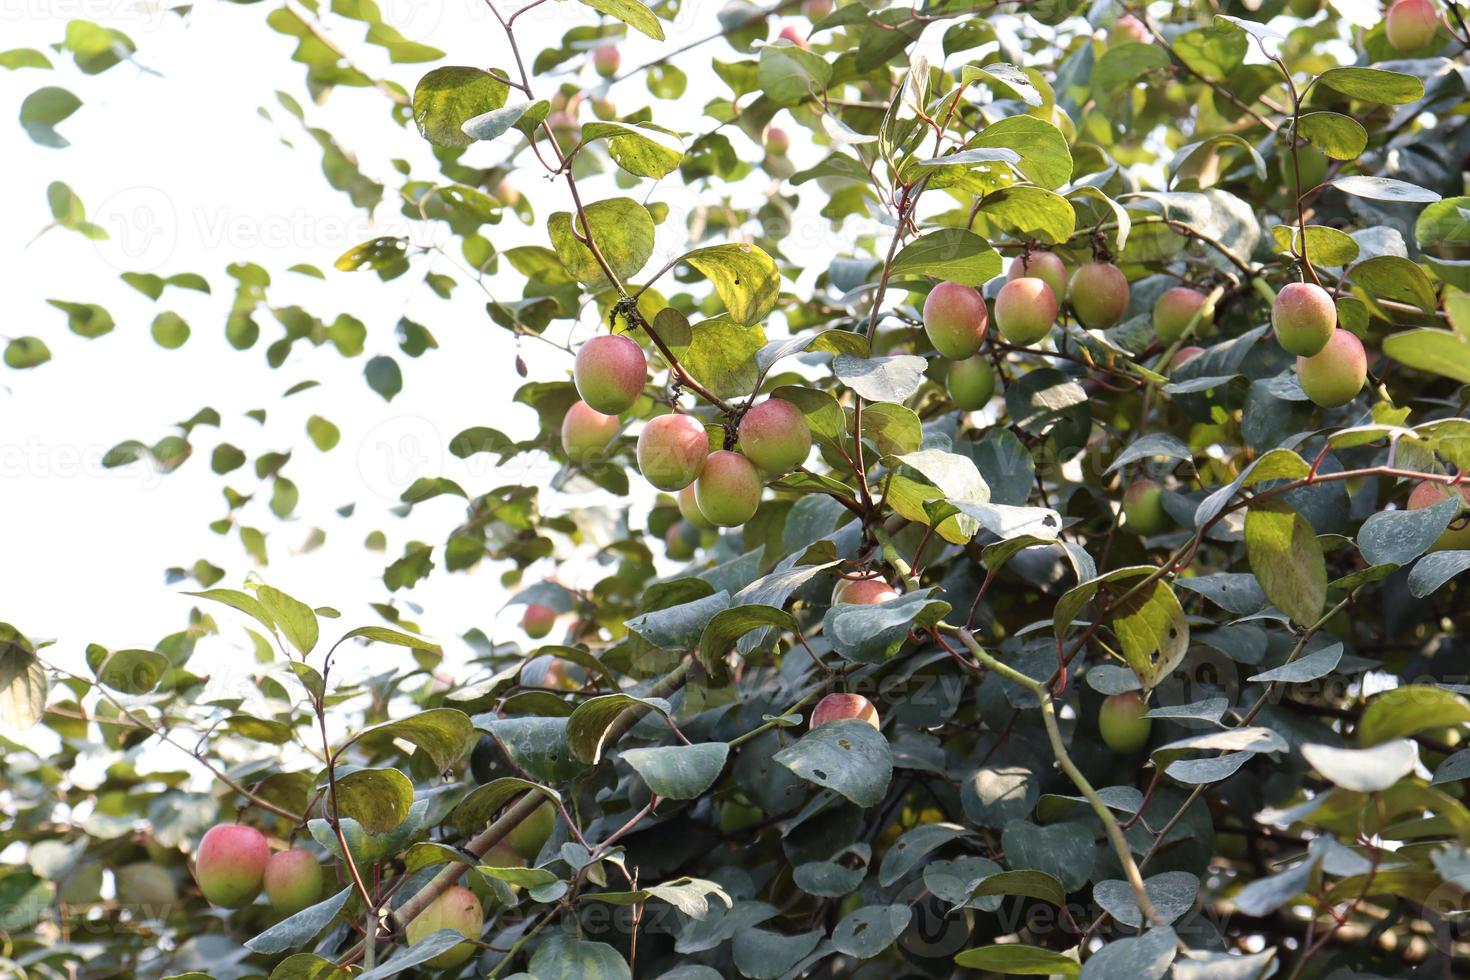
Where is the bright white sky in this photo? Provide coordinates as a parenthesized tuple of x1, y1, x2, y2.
(0, 0, 912, 694)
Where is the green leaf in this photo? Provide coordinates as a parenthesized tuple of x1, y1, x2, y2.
(1108, 577, 1190, 691)
(565, 694, 671, 764)
(255, 585, 319, 656)
(548, 198, 655, 288)
(968, 116, 1072, 189)
(364, 355, 403, 401)
(94, 648, 166, 694)
(0, 48, 52, 70)
(681, 243, 781, 326)
(1384, 329, 1470, 384)
(832, 904, 910, 958)
(579, 121, 683, 179)
(4, 337, 51, 369)
(757, 41, 832, 105)
(480, 716, 588, 783)
(245, 887, 353, 954)
(1245, 501, 1325, 627)
(1297, 112, 1367, 161)
(150, 312, 190, 350)
(48, 300, 114, 338)
(833, 354, 926, 403)
(697, 605, 795, 670)
(968, 868, 1067, 906)
(1301, 740, 1417, 792)
(1269, 224, 1359, 266)
(1349, 255, 1438, 315)
(1358, 686, 1470, 746)
(461, 100, 545, 143)
(412, 66, 509, 148)
(620, 742, 729, 799)
(955, 945, 1080, 976)
(338, 625, 441, 653)
(332, 767, 414, 834)
(1316, 66, 1424, 106)
(889, 229, 1000, 285)
(671, 316, 766, 399)
(527, 934, 632, 980)
(347, 708, 472, 770)
(773, 718, 892, 807)
(978, 186, 1076, 245)
(574, 0, 664, 40)
(0, 629, 46, 730)
(1329, 176, 1440, 204)
(306, 415, 340, 452)
(20, 86, 81, 147)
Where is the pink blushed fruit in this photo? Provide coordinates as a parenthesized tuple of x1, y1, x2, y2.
(835, 577, 900, 604)
(1108, 15, 1151, 45)
(1386, 0, 1439, 52)
(810, 693, 880, 730)
(1406, 480, 1470, 551)
(1007, 252, 1069, 301)
(1296, 329, 1366, 408)
(574, 334, 647, 414)
(1068, 261, 1130, 328)
(778, 24, 809, 47)
(922, 282, 989, 359)
(561, 400, 619, 462)
(195, 824, 269, 909)
(1123, 479, 1168, 535)
(637, 413, 708, 491)
(1168, 346, 1205, 373)
(694, 450, 762, 527)
(1273, 282, 1336, 357)
(1153, 287, 1212, 344)
(521, 604, 557, 640)
(995, 277, 1059, 346)
(592, 43, 620, 78)
(738, 399, 812, 474)
(263, 849, 323, 917)
(405, 885, 484, 968)
(677, 483, 715, 530)
(763, 126, 790, 156)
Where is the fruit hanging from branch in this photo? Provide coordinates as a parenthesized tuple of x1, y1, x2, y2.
(923, 281, 989, 359)
(1067, 261, 1129, 328)
(574, 335, 646, 415)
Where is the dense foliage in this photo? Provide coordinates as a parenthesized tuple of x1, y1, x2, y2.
(7, 0, 1470, 977)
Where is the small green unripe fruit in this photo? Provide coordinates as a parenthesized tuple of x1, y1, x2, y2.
(922, 282, 989, 359)
(195, 824, 269, 908)
(763, 126, 790, 156)
(739, 398, 812, 474)
(591, 95, 616, 120)
(561, 400, 619, 462)
(1272, 282, 1336, 357)
(719, 799, 764, 833)
(1152, 287, 1211, 344)
(592, 43, 620, 78)
(1407, 481, 1470, 552)
(835, 577, 900, 604)
(1123, 479, 1168, 535)
(573, 334, 646, 415)
(115, 863, 177, 911)
(1007, 252, 1069, 302)
(1288, 0, 1323, 16)
(811, 693, 880, 730)
(405, 885, 484, 969)
(1068, 261, 1130, 328)
(995, 277, 1059, 345)
(263, 849, 323, 917)
(665, 520, 700, 560)
(505, 801, 556, 860)
(1386, 0, 1439, 52)
(1297, 329, 1366, 408)
(694, 450, 762, 527)
(1099, 692, 1152, 752)
(677, 484, 715, 530)
(521, 603, 556, 640)
(947, 355, 994, 410)
(802, 0, 833, 18)
(637, 413, 708, 491)
(1107, 14, 1150, 45)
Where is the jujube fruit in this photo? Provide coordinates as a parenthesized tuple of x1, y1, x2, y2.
(592, 43, 620, 78)
(665, 520, 700, 560)
(263, 849, 323, 917)
(637, 413, 708, 490)
(1068, 261, 1130, 328)
(1108, 14, 1150, 45)
(810, 693, 880, 730)
(1098, 692, 1152, 752)
(1406, 481, 1470, 551)
(573, 334, 646, 414)
(1272, 282, 1336, 357)
(947, 355, 994, 410)
(763, 126, 790, 156)
(405, 885, 484, 968)
(505, 800, 556, 860)
(694, 450, 762, 527)
(922, 282, 989, 359)
(995, 277, 1059, 345)
(195, 824, 269, 908)
(1297, 329, 1366, 408)
(778, 24, 808, 47)
(1007, 251, 1068, 301)
(1386, 0, 1438, 52)
(835, 577, 900, 604)
(1123, 479, 1168, 535)
(1168, 346, 1204, 373)
(738, 399, 812, 474)
(521, 604, 556, 640)
(677, 484, 715, 530)
(1152, 287, 1211, 344)
(561, 400, 619, 462)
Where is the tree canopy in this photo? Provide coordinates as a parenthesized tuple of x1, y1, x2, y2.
(6, 0, 1470, 978)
